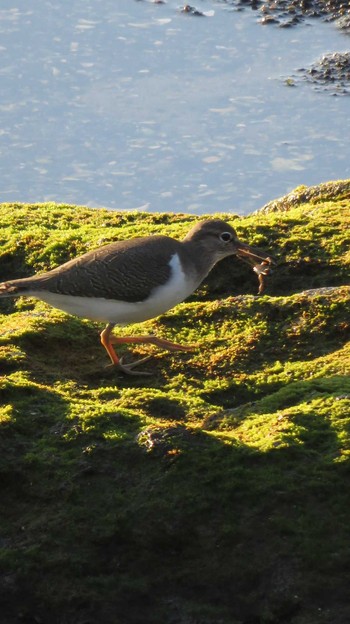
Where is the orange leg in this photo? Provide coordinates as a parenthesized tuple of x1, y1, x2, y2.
(100, 323, 195, 375)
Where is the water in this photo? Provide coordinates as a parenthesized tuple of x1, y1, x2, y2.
(0, 0, 349, 214)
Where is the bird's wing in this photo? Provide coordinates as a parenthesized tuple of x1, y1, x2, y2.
(19, 236, 178, 303)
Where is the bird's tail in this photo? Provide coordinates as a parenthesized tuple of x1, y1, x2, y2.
(0, 278, 32, 297)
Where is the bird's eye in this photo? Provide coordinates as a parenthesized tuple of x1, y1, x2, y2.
(220, 232, 233, 242)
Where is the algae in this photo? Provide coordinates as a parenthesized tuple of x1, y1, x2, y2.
(0, 182, 349, 623)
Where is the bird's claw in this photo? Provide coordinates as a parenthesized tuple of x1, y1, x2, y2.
(117, 355, 153, 376)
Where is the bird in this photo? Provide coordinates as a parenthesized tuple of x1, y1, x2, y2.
(0, 219, 272, 374)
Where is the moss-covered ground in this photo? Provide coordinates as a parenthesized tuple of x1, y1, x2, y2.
(0, 181, 349, 623)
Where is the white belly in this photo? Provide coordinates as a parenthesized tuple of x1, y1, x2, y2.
(26, 253, 197, 325)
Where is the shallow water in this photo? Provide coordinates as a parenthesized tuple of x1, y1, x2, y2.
(0, 0, 349, 214)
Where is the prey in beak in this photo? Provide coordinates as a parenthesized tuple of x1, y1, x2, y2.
(234, 241, 275, 294)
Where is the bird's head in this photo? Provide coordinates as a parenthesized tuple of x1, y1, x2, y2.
(184, 218, 272, 261)
(183, 219, 275, 292)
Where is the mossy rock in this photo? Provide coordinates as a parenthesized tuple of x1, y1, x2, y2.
(0, 182, 349, 624)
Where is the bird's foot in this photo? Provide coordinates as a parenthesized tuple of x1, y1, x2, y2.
(117, 354, 153, 376)
(101, 325, 196, 373)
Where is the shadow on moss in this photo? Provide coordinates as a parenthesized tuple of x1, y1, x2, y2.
(1, 401, 349, 623)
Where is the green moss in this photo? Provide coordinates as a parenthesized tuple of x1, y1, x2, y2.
(0, 185, 350, 623)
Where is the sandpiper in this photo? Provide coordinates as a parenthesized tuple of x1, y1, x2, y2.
(0, 219, 273, 374)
